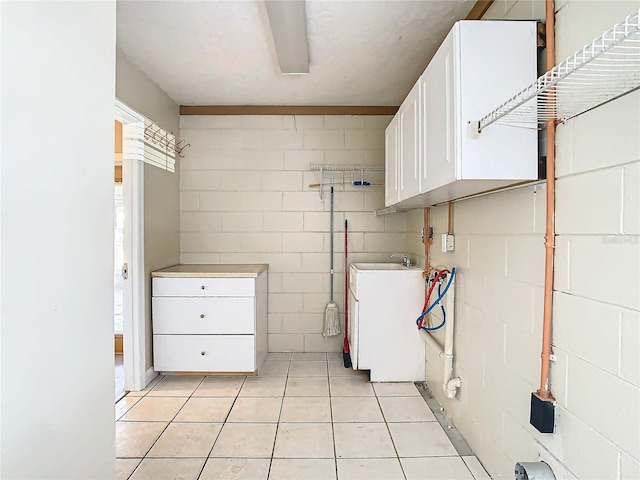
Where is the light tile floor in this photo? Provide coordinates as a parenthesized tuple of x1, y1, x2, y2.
(116, 352, 491, 480)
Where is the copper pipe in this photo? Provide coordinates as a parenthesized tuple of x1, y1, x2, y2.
(447, 201, 454, 235)
(537, 0, 556, 402)
(422, 208, 433, 325)
(423, 207, 432, 279)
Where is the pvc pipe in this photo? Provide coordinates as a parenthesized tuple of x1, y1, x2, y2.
(442, 270, 460, 398)
(420, 329, 444, 357)
(418, 273, 461, 400)
(515, 462, 556, 480)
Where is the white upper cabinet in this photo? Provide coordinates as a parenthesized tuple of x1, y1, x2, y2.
(384, 115, 399, 207)
(398, 81, 421, 201)
(385, 20, 538, 207)
(420, 27, 456, 194)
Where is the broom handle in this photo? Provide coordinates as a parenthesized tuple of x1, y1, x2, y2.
(330, 186, 334, 302)
(344, 219, 349, 344)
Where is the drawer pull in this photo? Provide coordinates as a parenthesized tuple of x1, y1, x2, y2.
(200, 314, 205, 318)
(200, 285, 205, 290)
(201, 351, 206, 356)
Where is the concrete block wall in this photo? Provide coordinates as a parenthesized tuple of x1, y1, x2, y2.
(179, 114, 410, 352)
(424, 1, 640, 479)
(406, 209, 427, 270)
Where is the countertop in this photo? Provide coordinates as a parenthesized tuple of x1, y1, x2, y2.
(151, 264, 268, 278)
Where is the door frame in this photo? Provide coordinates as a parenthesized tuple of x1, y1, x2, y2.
(115, 99, 147, 391)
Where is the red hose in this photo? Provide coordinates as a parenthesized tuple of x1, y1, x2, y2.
(418, 269, 449, 329)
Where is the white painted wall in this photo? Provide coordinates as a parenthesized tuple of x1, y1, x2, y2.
(179, 115, 411, 352)
(0, 2, 116, 478)
(423, 1, 640, 479)
(116, 50, 181, 370)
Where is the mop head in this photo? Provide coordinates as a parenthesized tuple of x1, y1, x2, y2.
(323, 302, 341, 337)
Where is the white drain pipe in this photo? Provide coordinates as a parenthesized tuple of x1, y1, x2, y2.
(420, 330, 461, 399)
(419, 272, 460, 399)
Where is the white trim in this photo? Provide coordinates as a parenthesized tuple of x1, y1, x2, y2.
(145, 367, 158, 386)
(115, 99, 148, 391)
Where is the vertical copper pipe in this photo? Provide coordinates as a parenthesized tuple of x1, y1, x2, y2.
(447, 201, 454, 235)
(537, 0, 556, 401)
(423, 207, 431, 276)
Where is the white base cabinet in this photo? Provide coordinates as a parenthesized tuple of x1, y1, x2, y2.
(348, 264, 425, 382)
(386, 20, 538, 207)
(151, 265, 268, 374)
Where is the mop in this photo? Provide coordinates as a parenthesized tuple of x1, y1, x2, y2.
(323, 185, 340, 337)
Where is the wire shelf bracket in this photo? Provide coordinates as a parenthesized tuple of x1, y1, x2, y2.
(470, 9, 640, 135)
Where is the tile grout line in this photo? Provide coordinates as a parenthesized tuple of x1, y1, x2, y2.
(139, 376, 209, 478)
(121, 376, 169, 480)
(373, 384, 409, 480)
(122, 375, 201, 479)
(461, 456, 483, 480)
(415, 383, 474, 457)
(328, 364, 339, 480)
(266, 358, 291, 479)
(115, 395, 143, 422)
(124, 375, 244, 480)
(195, 375, 248, 480)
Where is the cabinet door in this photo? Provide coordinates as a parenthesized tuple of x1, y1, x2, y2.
(421, 28, 457, 192)
(398, 81, 421, 201)
(384, 115, 399, 207)
(347, 290, 359, 370)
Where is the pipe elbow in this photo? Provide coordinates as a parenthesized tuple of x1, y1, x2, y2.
(444, 377, 462, 399)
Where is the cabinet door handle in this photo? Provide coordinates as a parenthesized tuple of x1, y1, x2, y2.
(200, 314, 205, 318)
(201, 351, 206, 356)
(200, 285, 205, 290)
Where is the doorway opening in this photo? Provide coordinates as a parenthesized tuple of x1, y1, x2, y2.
(114, 120, 125, 400)
(115, 99, 149, 394)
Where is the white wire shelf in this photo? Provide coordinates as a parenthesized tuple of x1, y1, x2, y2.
(309, 163, 385, 172)
(309, 163, 384, 201)
(472, 8, 640, 133)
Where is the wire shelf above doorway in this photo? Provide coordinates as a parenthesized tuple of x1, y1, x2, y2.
(470, 8, 640, 134)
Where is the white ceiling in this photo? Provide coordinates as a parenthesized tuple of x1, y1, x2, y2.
(116, 0, 475, 106)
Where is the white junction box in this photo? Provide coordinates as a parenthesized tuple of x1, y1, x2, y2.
(441, 234, 455, 252)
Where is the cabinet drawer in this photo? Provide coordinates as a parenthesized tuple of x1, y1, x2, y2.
(153, 297, 255, 334)
(153, 335, 255, 372)
(152, 277, 255, 297)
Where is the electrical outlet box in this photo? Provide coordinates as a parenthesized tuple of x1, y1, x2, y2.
(530, 393, 555, 433)
(441, 234, 455, 253)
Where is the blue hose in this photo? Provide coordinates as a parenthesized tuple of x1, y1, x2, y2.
(416, 267, 456, 331)
(421, 281, 447, 331)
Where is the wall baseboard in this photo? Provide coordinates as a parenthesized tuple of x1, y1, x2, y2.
(145, 367, 158, 388)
